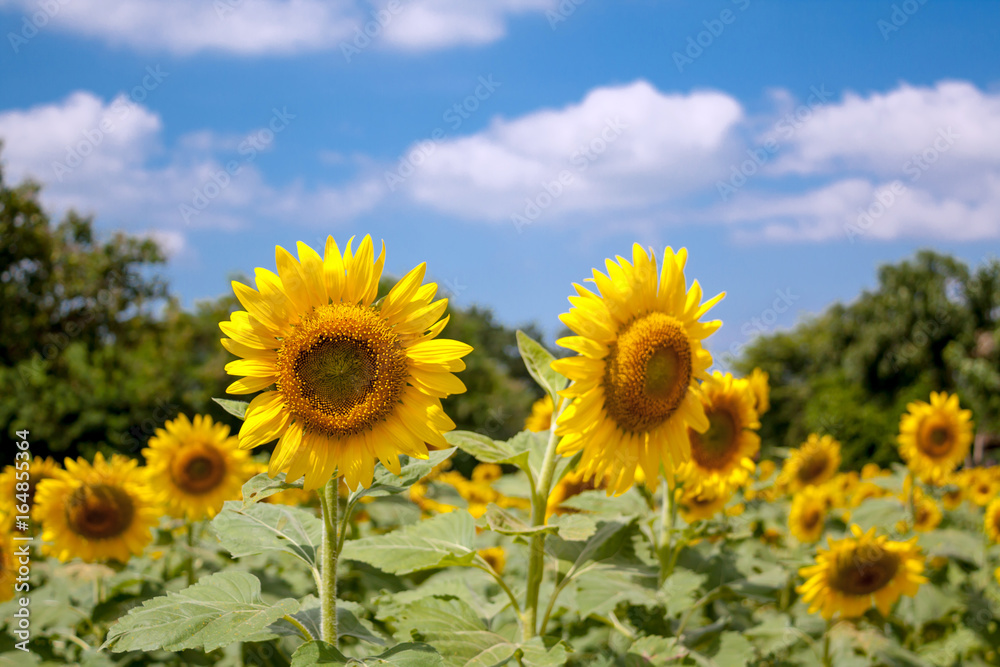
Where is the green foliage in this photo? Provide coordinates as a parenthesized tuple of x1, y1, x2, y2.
(736, 250, 1000, 468)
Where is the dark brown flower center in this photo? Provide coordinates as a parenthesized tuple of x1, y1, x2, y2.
(603, 312, 692, 433)
(65, 483, 135, 540)
(832, 545, 899, 596)
(170, 445, 227, 494)
(689, 408, 738, 470)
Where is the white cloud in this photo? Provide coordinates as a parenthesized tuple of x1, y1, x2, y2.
(0, 92, 384, 245)
(0, 0, 556, 56)
(397, 80, 744, 221)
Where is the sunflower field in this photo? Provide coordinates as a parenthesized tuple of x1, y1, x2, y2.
(3, 237, 1000, 667)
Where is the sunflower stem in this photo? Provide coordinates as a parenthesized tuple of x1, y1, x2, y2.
(186, 523, 196, 587)
(657, 482, 675, 586)
(906, 471, 916, 529)
(822, 620, 833, 667)
(319, 476, 340, 646)
(524, 397, 565, 640)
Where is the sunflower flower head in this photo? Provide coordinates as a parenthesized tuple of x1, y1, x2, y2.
(788, 485, 830, 543)
(898, 391, 973, 485)
(32, 454, 159, 564)
(797, 525, 926, 620)
(0, 457, 62, 529)
(742, 368, 770, 415)
(985, 498, 1000, 544)
(0, 529, 15, 602)
(778, 434, 841, 493)
(678, 371, 760, 495)
(525, 395, 554, 432)
(143, 413, 255, 521)
(551, 244, 724, 495)
(677, 480, 735, 524)
(221, 236, 472, 491)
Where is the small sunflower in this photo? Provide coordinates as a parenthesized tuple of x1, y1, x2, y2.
(478, 546, 506, 574)
(678, 371, 759, 495)
(797, 525, 926, 620)
(743, 368, 770, 415)
(552, 244, 724, 494)
(860, 463, 886, 480)
(940, 478, 965, 511)
(985, 498, 1000, 544)
(546, 468, 607, 518)
(911, 492, 942, 533)
(789, 486, 829, 543)
(221, 236, 472, 491)
(778, 434, 841, 493)
(898, 391, 973, 485)
(966, 468, 999, 507)
(0, 457, 63, 527)
(525, 395, 554, 432)
(143, 414, 255, 521)
(677, 482, 733, 523)
(0, 529, 15, 602)
(33, 454, 159, 564)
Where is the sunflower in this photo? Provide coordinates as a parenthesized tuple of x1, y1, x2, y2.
(525, 395, 554, 432)
(898, 391, 973, 485)
(551, 245, 724, 494)
(911, 492, 942, 533)
(0, 457, 63, 527)
(0, 529, 15, 602)
(478, 546, 506, 574)
(677, 482, 733, 523)
(940, 477, 965, 511)
(985, 498, 1000, 544)
(546, 468, 607, 518)
(860, 463, 886, 480)
(678, 371, 759, 494)
(251, 462, 316, 507)
(743, 367, 770, 415)
(778, 434, 841, 493)
(788, 486, 829, 543)
(143, 414, 254, 521)
(221, 236, 472, 491)
(797, 525, 926, 620)
(966, 468, 999, 507)
(33, 454, 159, 564)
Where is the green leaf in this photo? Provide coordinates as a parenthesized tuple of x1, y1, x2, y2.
(516, 330, 568, 403)
(382, 596, 517, 667)
(847, 497, 905, 533)
(660, 570, 707, 616)
(212, 500, 323, 568)
(241, 471, 305, 506)
(626, 636, 687, 666)
(213, 397, 249, 420)
(351, 448, 457, 503)
(269, 596, 386, 645)
(444, 430, 532, 471)
(103, 571, 298, 653)
(483, 503, 557, 537)
(291, 641, 443, 666)
(548, 513, 597, 541)
(919, 529, 984, 565)
(545, 520, 634, 567)
(342, 510, 478, 575)
(711, 632, 753, 667)
(517, 637, 569, 667)
(574, 567, 659, 618)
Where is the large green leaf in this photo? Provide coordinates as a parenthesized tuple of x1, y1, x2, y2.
(103, 571, 298, 653)
(710, 632, 754, 667)
(382, 596, 518, 667)
(573, 567, 659, 618)
(241, 471, 306, 506)
(291, 641, 443, 666)
(516, 330, 568, 404)
(545, 520, 635, 567)
(350, 448, 457, 503)
(341, 510, 478, 575)
(626, 636, 687, 666)
(269, 595, 386, 645)
(444, 430, 532, 471)
(212, 397, 249, 420)
(483, 503, 557, 537)
(212, 500, 323, 568)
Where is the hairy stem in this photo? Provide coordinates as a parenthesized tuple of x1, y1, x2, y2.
(319, 476, 340, 646)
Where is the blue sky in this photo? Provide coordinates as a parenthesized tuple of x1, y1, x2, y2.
(2, 0, 999, 364)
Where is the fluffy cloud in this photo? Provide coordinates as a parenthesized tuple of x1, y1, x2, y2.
(0, 0, 556, 56)
(397, 81, 745, 223)
(0, 92, 384, 246)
